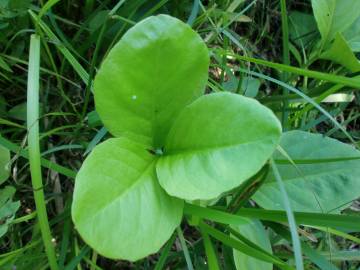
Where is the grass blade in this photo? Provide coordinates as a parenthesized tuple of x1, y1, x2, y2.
(268, 223, 338, 270)
(154, 233, 177, 270)
(218, 50, 360, 89)
(280, 0, 290, 127)
(0, 135, 77, 179)
(28, 10, 89, 84)
(199, 222, 293, 270)
(270, 159, 304, 270)
(39, 0, 61, 19)
(27, 34, 59, 270)
(199, 227, 220, 270)
(177, 227, 194, 270)
(237, 68, 356, 145)
(184, 204, 360, 231)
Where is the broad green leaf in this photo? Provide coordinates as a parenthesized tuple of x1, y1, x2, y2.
(242, 77, 260, 98)
(87, 110, 101, 128)
(94, 15, 209, 148)
(311, 0, 360, 45)
(320, 33, 360, 72)
(0, 186, 20, 238)
(72, 138, 183, 261)
(232, 219, 272, 270)
(0, 186, 15, 207)
(343, 16, 360, 52)
(0, 145, 10, 184)
(253, 130, 360, 213)
(289, 11, 318, 49)
(157, 92, 281, 201)
(8, 102, 43, 121)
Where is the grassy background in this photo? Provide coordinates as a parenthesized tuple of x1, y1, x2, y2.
(0, 0, 359, 269)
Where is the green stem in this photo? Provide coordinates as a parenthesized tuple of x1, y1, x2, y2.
(280, 0, 290, 66)
(199, 227, 220, 270)
(27, 34, 59, 270)
(10, 211, 37, 224)
(90, 250, 98, 270)
(280, 0, 290, 128)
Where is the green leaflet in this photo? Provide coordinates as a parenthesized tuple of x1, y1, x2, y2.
(232, 219, 273, 270)
(289, 11, 318, 49)
(0, 145, 10, 184)
(157, 92, 281, 200)
(343, 16, 360, 52)
(311, 0, 360, 46)
(311, 0, 360, 70)
(253, 130, 360, 213)
(72, 138, 183, 261)
(242, 77, 260, 98)
(320, 33, 360, 72)
(72, 15, 282, 261)
(0, 186, 20, 238)
(94, 14, 209, 148)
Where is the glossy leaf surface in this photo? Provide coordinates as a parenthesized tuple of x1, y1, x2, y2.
(72, 138, 183, 261)
(94, 15, 209, 148)
(157, 92, 282, 200)
(253, 130, 360, 213)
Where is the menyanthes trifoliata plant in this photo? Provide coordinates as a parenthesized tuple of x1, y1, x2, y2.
(72, 14, 280, 261)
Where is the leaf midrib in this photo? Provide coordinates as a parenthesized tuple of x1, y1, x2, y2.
(265, 167, 360, 184)
(164, 137, 277, 156)
(82, 159, 156, 224)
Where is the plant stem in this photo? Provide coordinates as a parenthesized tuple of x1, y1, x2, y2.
(90, 250, 98, 270)
(280, 0, 290, 66)
(280, 0, 290, 129)
(27, 34, 59, 270)
(199, 227, 220, 270)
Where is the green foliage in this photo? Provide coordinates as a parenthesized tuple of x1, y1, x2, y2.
(343, 16, 360, 52)
(289, 11, 318, 49)
(0, 186, 19, 238)
(72, 138, 183, 261)
(232, 219, 272, 270)
(1, 1, 360, 269)
(72, 14, 282, 260)
(320, 33, 360, 72)
(253, 130, 360, 213)
(311, 0, 360, 46)
(157, 92, 281, 200)
(94, 14, 209, 148)
(0, 145, 10, 184)
(311, 0, 360, 71)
